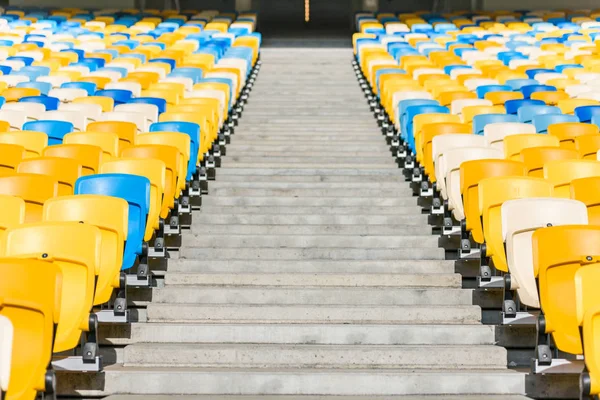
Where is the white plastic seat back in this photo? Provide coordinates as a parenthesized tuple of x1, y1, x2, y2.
(0, 315, 13, 392)
(37, 75, 70, 88)
(216, 58, 248, 85)
(433, 134, 488, 199)
(59, 102, 102, 126)
(484, 122, 536, 150)
(105, 82, 142, 97)
(444, 146, 503, 220)
(451, 98, 492, 116)
(450, 68, 481, 79)
(60, 65, 90, 75)
(412, 68, 444, 79)
(0, 60, 25, 72)
(576, 92, 600, 102)
(0, 110, 27, 130)
(0, 75, 28, 87)
(392, 91, 433, 130)
(509, 58, 537, 69)
(575, 73, 600, 84)
(386, 23, 409, 34)
(205, 71, 239, 96)
(88, 69, 121, 82)
(160, 77, 193, 92)
(48, 88, 88, 103)
(100, 111, 146, 132)
(2, 102, 46, 121)
(565, 84, 592, 98)
(464, 78, 499, 92)
(534, 72, 566, 84)
(114, 103, 159, 127)
(40, 110, 85, 131)
(501, 198, 588, 308)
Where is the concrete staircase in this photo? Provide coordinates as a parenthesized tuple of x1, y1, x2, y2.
(61, 48, 528, 398)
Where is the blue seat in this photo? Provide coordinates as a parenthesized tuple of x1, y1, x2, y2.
(555, 64, 583, 73)
(505, 99, 545, 115)
(61, 81, 97, 96)
(533, 113, 579, 133)
(128, 97, 167, 114)
(150, 121, 200, 181)
(476, 84, 512, 99)
(75, 173, 150, 270)
(520, 84, 557, 99)
(518, 105, 561, 124)
(525, 68, 555, 79)
(150, 57, 176, 70)
(169, 67, 204, 84)
(398, 99, 439, 141)
(7, 56, 33, 66)
(23, 120, 74, 145)
(506, 78, 539, 91)
(473, 114, 519, 135)
(575, 105, 600, 123)
(16, 81, 51, 95)
(0, 65, 11, 75)
(96, 89, 133, 105)
(19, 96, 59, 111)
(405, 105, 449, 153)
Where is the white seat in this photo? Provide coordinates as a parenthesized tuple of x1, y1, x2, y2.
(87, 70, 121, 82)
(37, 75, 71, 88)
(58, 102, 102, 127)
(40, 110, 85, 131)
(105, 82, 142, 97)
(444, 146, 504, 220)
(0, 60, 25, 72)
(462, 51, 495, 65)
(484, 122, 537, 150)
(450, 67, 481, 80)
(205, 71, 239, 97)
(16, 50, 45, 62)
(464, 78, 500, 92)
(105, 61, 136, 73)
(60, 65, 91, 75)
(577, 92, 600, 102)
(185, 89, 226, 125)
(0, 315, 13, 393)
(565, 84, 593, 98)
(386, 23, 410, 34)
(451, 98, 492, 116)
(0, 110, 27, 130)
(412, 68, 445, 80)
(572, 72, 600, 84)
(48, 88, 88, 103)
(2, 102, 46, 121)
(533, 72, 567, 84)
(160, 76, 193, 92)
(100, 111, 145, 132)
(392, 91, 433, 130)
(509, 57, 538, 69)
(216, 58, 248, 85)
(502, 198, 588, 308)
(0, 75, 29, 87)
(114, 103, 158, 128)
(432, 134, 488, 200)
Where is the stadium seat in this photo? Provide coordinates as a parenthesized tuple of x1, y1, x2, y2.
(570, 176, 600, 225)
(547, 122, 599, 149)
(544, 159, 600, 197)
(504, 134, 560, 160)
(136, 132, 191, 192)
(86, 121, 136, 150)
(63, 132, 119, 160)
(0, 174, 58, 222)
(520, 147, 580, 177)
(42, 144, 103, 175)
(0, 131, 47, 158)
(16, 157, 83, 196)
(484, 122, 536, 150)
(0, 195, 25, 233)
(23, 120, 74, 145)
(0, 143, 26, 175)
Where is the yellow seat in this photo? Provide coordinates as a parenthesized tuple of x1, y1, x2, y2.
(422, 123, 470, 182)
(100, 158, 166, 241)
(178, 97, 223, 128)
(0, 174, 58, 222)
(484, 91, 523, 106)
(16, 157, 83, 196)
(544, 159, 600, 198)
(0, 143, 26, 176)
(0, 258, 61, 400)
(167, 104, 217, 148)
(86, 121, 136, 151)
(460, 160, 527, 244)
(42, 144, 104, 175)
(63, 131, 119, 160)
(0, 195, 25, 232)
(558, 98, 600, 115)
(2, 88, 41, 102)
(576, 134, 600, 160)
(479, 176, 554, 272)
(122, 71, 160, 89)
(503, 133, 560, 160)
(548, 122, 599, 149)
(193, 82, 230, 113)
(2, 222, 101, 352)
(530, 90, 570, 105)
(78, 76, 111, 90)
(136, 132, 190, 192)
(413, 114, 461, 164)
(141, 88, 179, 106)
(150, 82, 185, 99)
(73, 96, 114, 112)
(437, 91, 476, 107)
(520, 147, 580, 177)
(43, 195, 128, 305)
(159, 112, 208, 160)
(570, 176, 600, 225)
(121, 145, 180, 217)
(0, 131, 48, 158)
(0, 121, 11, 133)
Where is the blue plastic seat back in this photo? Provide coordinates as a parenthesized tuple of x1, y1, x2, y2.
(476, 84, 512, 99)
(7, 56, 33, 66)
(525, 68, 555, 79)
(398, 99, 439, 140)
(96, 89, 133, 105)
(61, 81, 97, 96)
(555, 64, 583, 73)
(169, 67, 204, 84)
(150, 57, 176, 70)
(75, 173, 150, 270)
(19, 96, 60, 111)
(520, 84, 557, 99)
(150, 121, 199, 180)
(0, 65, 11, 75)
(505, 99, 545, 115)
(506, 79, 539, 91)
(575, 105, 600, 123)
(533, 113, 579, 133)
(405, 105, 449, 152)
(517, 105, 561, 123)
(473, 113, 519, 135)
(128, 97, 167, 114)
(591, 115, 600, 130)
(23, 120, 73, 145)
(16, 81, 51, 95)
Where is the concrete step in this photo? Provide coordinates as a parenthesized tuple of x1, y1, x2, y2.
(123, 343, 507, 369)
(102, 323, 495, 346)
(195, 205, 422, 215)
(229, 145, 388, 152)
(179, 247, 444, 260)
(224, 156, 393, 164)
(215, 168, 404, 176)
(151, 287, 471, 305)
(208, 182, 408, 190)
(212, 175, 406, 183)
(57, 366, 526, 396)
(181, 234, 439, 249)
(208, 188, 413, 197)
(191, 214, 429, 226)
(164, 272, 461, 288)
(201, 196, 416, 207)
(104, 396, 532, 400)
(231, 136, 384, 142)
(167, 259, 454, 274)
(146, 304, 482, 324)
(221, 163, 398, 170)
(190, 224, 430, 236)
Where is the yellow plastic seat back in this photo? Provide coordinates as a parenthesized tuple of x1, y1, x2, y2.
(548, 122, 599, 149)
(571, 176, 600, 225)
(576, 134, 600, 160)
(484, 91, 523, 106)
(43, 195, 128, 305)
(63, 131, 119, 160)
(42, 144, 104, 175)
(531, 90, 570, 106)
(16, 157, 83, 196)
(136, 132, 190, 192)
(0, 143, 26, 176)
(520, 147, 579, 177)
(0, 258, 61, 400)
(0, 195, 25, 232)
(558, 98, 599, 115)
(3, 88, 41, 102)
(422, 123, 470, 182)
(100, 158, 166, 241)
(544, 159, 600, 198)
(73, 96, 114, 112)
(0, 131, 48, 158)
(503, 133, 560, 160)
(2, 222, 101, 352)
(86, 121, 136, 150)
(0, 174, 58, 222)
(159, 112, 207, 158)
(413, 114, 461, 164)
(479, 176, 554, 271)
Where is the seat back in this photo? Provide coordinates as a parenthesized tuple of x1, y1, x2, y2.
(0, 315, 12, 392)
(0, 174, 59, 222)
(533, 113, 579, 134)
(413, 114, 460, 163)
(520, 147, 579, 177)
(136, 132, 190, 190)
(0, 143, 26, 176)
(576, 134, 600, 160)
(86, 121, 137, 150)
(63, 131, 119, 160)
(22, 120, 74, 145)
(422, 123, 470, 182)
(0, 131, 47, 158)
(570, 176, 600, 225)
(484, 122, 536, 150)
(547, 122, 599, 149)
(0, 194, 25, 233)
(479, 176, 554, 272)
(544, 159, 600, 198)
(42, 144, 104, 176)
(503, 133, 560, 160)
(502, 198, 588, 308)
(3, 222, 101, 352)
(17, 157, 83, 196)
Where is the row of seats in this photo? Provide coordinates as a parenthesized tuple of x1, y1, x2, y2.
(0, 7, 260, 400)
(354, 9, 600, 399)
